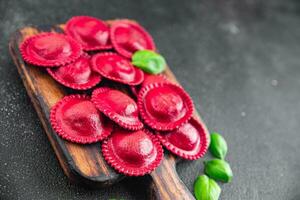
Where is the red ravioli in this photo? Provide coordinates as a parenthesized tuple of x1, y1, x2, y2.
(157, 117, 209, 160)
(138, 82, 194, 131)
(130, 74, 168, 97)
(102, 128, 163, 176)
(20, 33, 82, 67)
(47, 54, 101, 90)
(92, 87, 143, 130)
(141, 73, 169, 88)
(110, 20, 156, 58)
(65, 16, 112, 51)
(50, 95, 113, 144)
(91, 52, 144, 85)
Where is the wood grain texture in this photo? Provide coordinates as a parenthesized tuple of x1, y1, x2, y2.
(9, 23, 209, 199)
(149, 154, 196, 200)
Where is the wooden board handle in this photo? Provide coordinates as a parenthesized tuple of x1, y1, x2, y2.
(149, 154, 195, 200)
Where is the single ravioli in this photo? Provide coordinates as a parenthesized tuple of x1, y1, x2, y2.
(47, 53, 101, 90)
(110, 20, 156, 58)
(92, 87, 143, 130)
(65, 16, 112, 51)
(50, 95, 113, 144)
(102, 128, 163, 176)
(138, 82, 194, 131)
(91, 52, 144, 85)
(157, 117, 209, 160)
(20, 33, 82, 67)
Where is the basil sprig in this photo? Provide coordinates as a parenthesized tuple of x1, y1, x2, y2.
(209, 132, 228, 159)
(194, 175, 221, 200)
(132, 50, 166, 74)
(204, 159, 233, 183)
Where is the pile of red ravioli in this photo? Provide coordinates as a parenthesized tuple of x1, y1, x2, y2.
(20, 16, 209, 176)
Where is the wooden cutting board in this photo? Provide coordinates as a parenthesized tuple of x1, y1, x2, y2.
(9, 22, 209, 200)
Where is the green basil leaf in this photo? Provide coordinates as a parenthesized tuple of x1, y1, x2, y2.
(204, 159, 233, 183)
(209, 132, 228, 159)
(132, 50, 166, 74)
(194, 175, 221, 200)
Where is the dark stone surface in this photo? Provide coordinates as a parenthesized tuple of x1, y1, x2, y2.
(1, 0, 300, 199)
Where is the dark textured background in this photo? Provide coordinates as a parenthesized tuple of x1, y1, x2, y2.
(1, 0, 300, 199)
